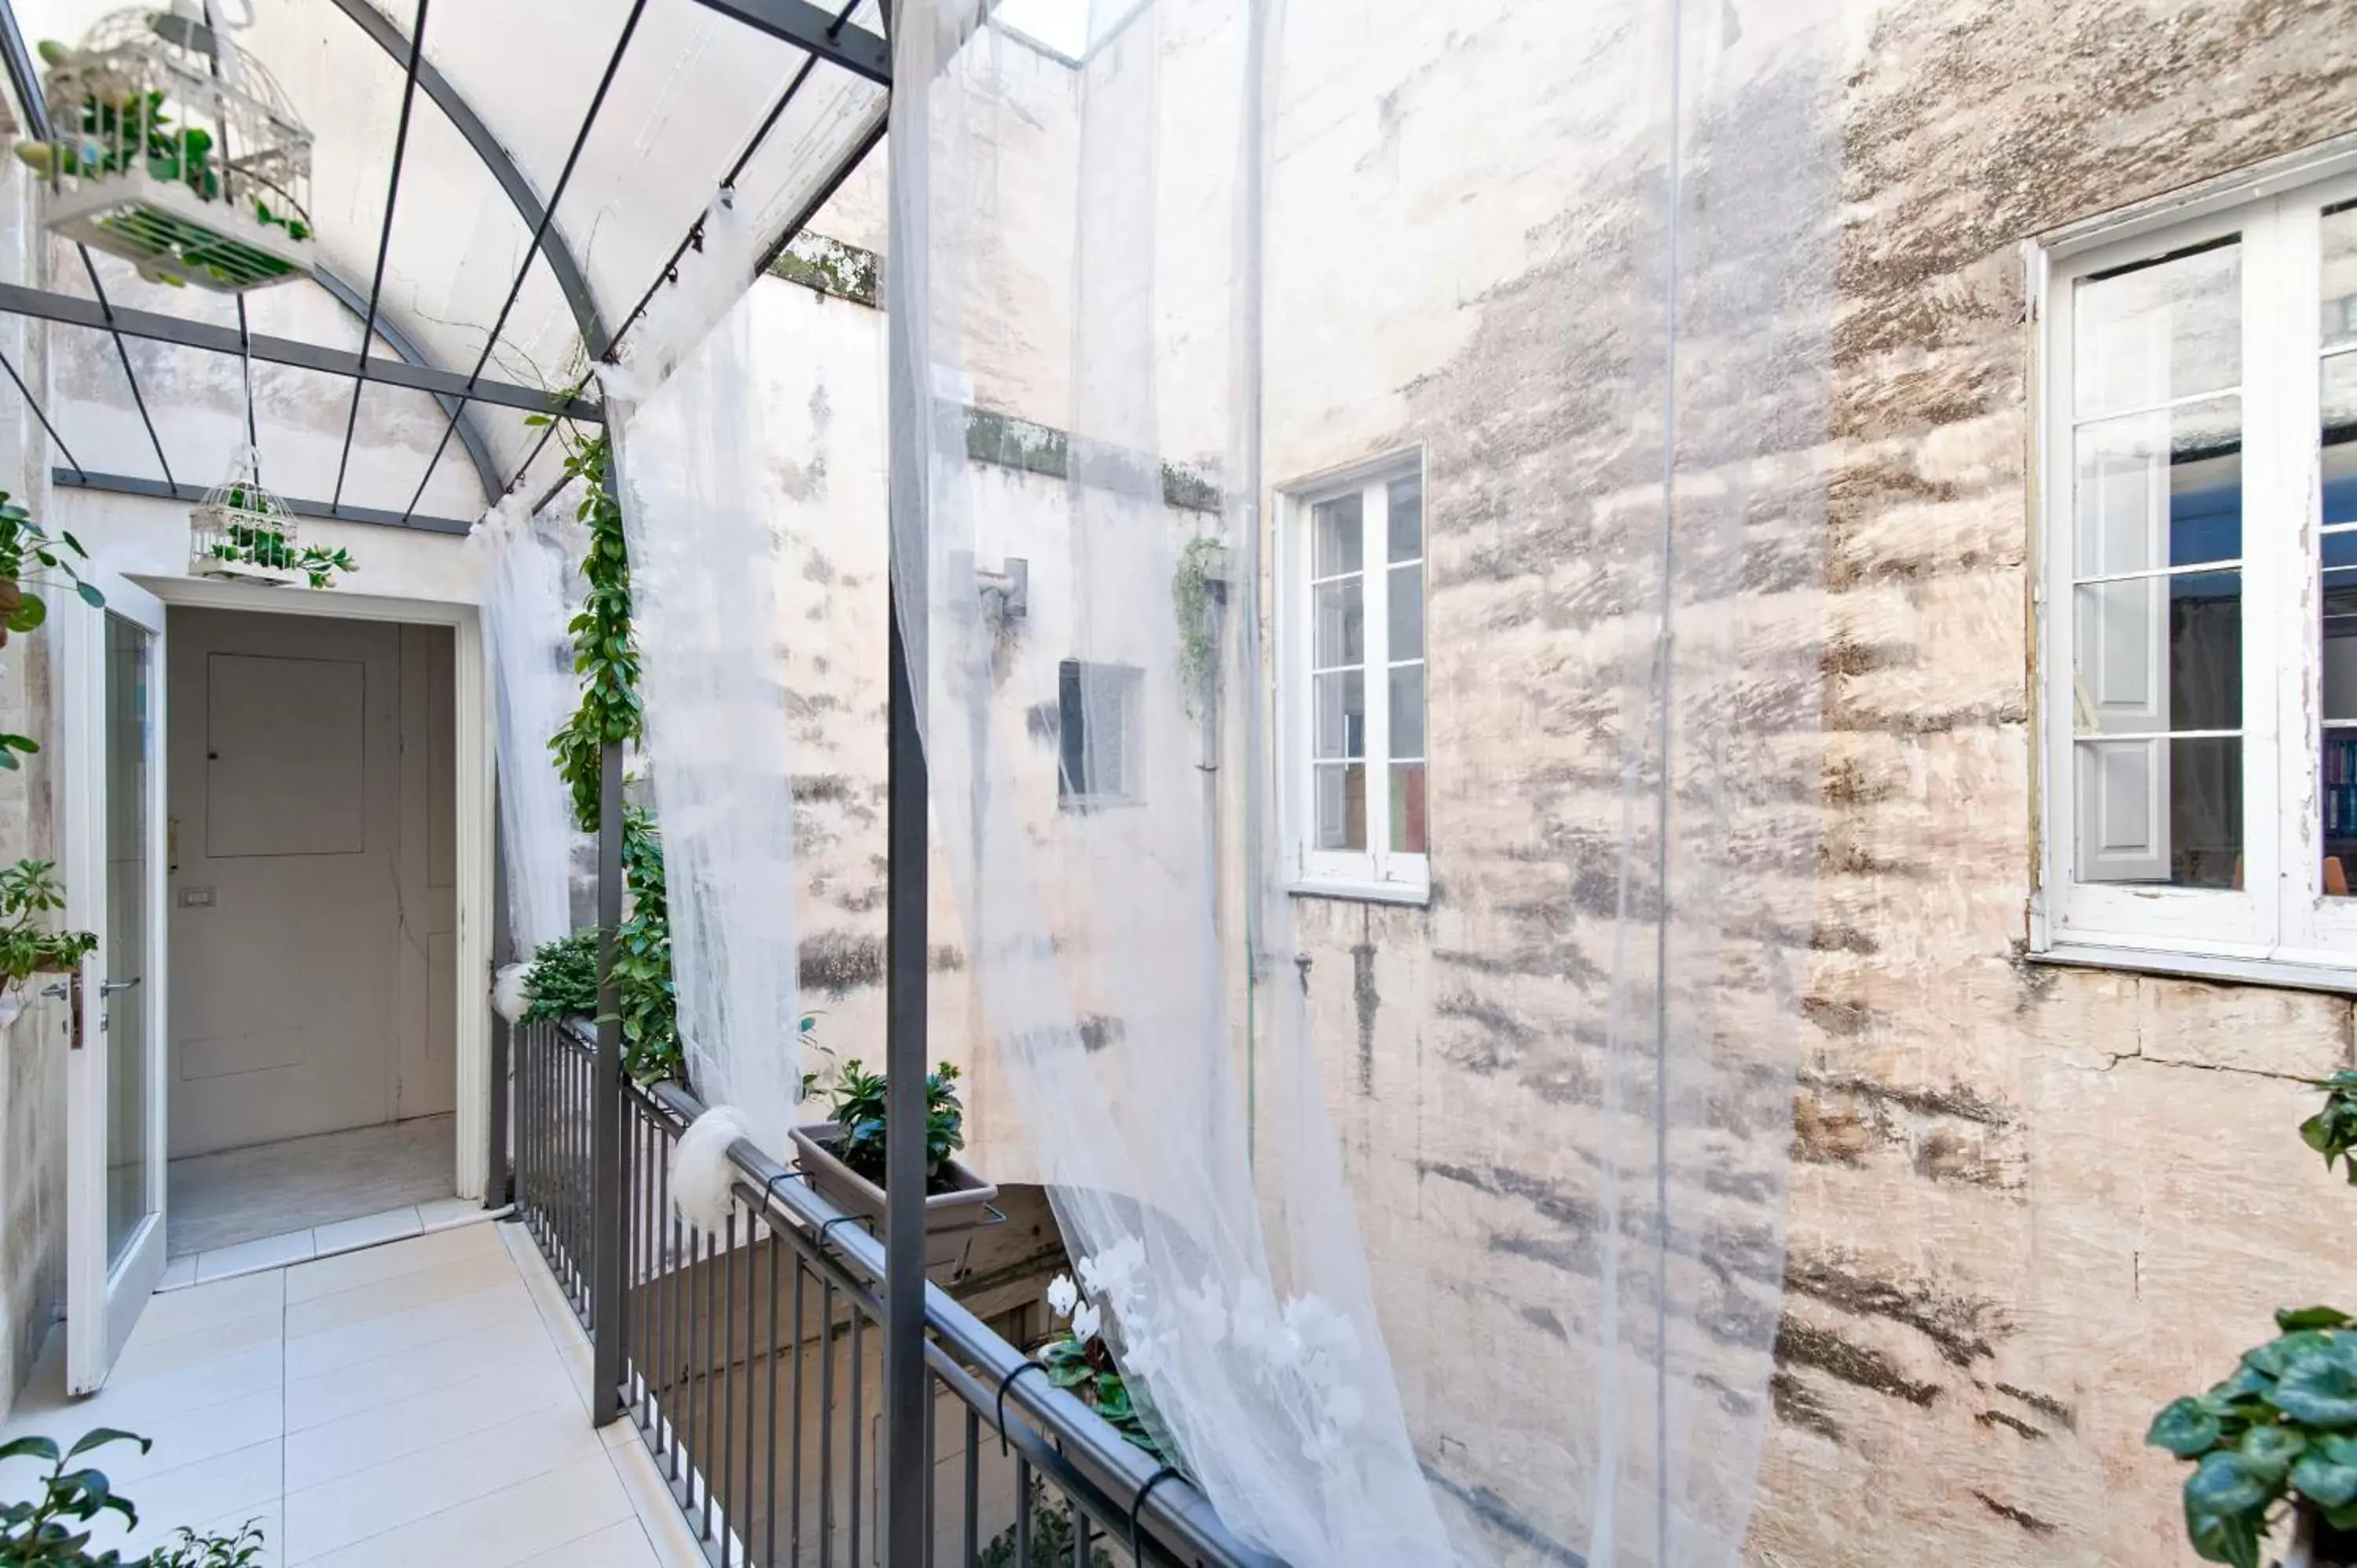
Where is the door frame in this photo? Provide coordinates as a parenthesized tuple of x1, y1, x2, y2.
(124, 576, 495, 1202)
(61, 567, 167, 1392)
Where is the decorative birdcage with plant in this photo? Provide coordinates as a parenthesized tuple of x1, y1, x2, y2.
(13, 5, 316, 291)
(189, 445, 301, 584)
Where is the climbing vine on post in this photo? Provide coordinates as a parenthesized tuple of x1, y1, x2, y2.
(524, 417, 680, 1083)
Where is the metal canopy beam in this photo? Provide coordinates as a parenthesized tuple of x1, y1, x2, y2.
(685, 0, 891, 86)
(325, 0, 612, 360)
(0, 283, 603, 420)
(53, 467, 476, 535)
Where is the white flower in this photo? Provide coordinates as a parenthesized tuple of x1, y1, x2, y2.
(1046, 1273, 1078, 1320)
(1175, 1277, 1228, 1349)
(1076, 1236, 1145, 1309)
(1282, 1294, 1361, 1368)
(1324, 1383, 1366, 1432)
(1069, 1301, 1102, 1343)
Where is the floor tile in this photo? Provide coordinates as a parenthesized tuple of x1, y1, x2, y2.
(126, 1269, 282, 1352)
(284, 1251, 519, 1341)
(80, 1386, 284, 1490)
(291, 1453, 632, 1568)
(511, 1519, 661, 1568)
(416, 1196, 494, 1232)
(15, 1341, 286, 1435)
(284, 1218, 500, 1304)
(282, 1278, 537, 1381)
(281, 1401, 607, 1563)
(604, 1434, 711, 1568)
(196, 1228, 318, 1282)
(283, 1349, 580, 1492)
(170, 1115, 454, 1259)
(311, 1206, 423, 1257)
(109, 1305, 282, 1387)
(284, 1316, 555, 1434)
(157, 1255, 198, 1291)
(111, 1438, 282, 1557)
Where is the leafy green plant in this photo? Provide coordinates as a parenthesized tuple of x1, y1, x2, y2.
(541, 425, 641, 835)
(823, 1059, 965, 1189)
(2304, 1071, 2357, 1185)
(0, 489, 101, 772)
(2151, 1075, 2357, 1566)
(1036, 1272, 1181, 1470)
(977, 1480, 1115, 1568)
(144, 1522, 265, 1568)
(1, 1427, 147, 1565)
(519, 929, 599, 1024)
(1171, 534, 1223, 716)
(0, 860, 95, 1000)
(612, 809, 678, 1082)
(204, 521, 354, 590)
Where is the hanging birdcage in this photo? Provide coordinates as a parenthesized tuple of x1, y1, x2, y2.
(13, 5, 315, 291)
(189, 445, 304, 584)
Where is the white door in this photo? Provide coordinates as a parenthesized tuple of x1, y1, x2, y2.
(63, 567, 168, 1394)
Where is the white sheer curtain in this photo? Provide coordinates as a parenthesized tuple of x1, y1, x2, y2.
(478, 493, 590, 1002)
(602, 198, 806, 1156)
(889, 1, 1849, 1565)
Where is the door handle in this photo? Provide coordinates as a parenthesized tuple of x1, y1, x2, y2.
(99, 978, 141, 995)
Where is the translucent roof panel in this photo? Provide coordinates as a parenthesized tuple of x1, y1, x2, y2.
(4, 0, 889, 520)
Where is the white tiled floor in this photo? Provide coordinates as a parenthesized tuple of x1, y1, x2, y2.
(161, 1196, 497, 1291)
(3, 1220, 705, 1568)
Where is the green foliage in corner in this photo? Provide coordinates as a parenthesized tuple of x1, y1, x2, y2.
(2150, 1075, 2357, 1567)
(613, 809, 678, 1082)
(2, 1427, 267, 1566)
(519, 928, 599, 1024)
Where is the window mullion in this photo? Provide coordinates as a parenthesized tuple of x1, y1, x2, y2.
(2275, 195, 2330, 947)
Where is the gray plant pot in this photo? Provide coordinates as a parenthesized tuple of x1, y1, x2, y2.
(789, 1121, 998, 1278)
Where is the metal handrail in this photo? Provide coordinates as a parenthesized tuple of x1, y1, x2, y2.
(534, 1016, 1281, 1568)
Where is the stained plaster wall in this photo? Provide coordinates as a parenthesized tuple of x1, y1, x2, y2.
(774, 2, 2357, 1564)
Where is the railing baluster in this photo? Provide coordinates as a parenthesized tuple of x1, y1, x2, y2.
(962, 1407, 978, 1568)
(702, 1215, 719, 1541)
(791, 1254, 807, 1563)
(819, 1277, 837, 1567)
(1017, 1456, 1032, 1568)
(849, 1303, 864, 1568)
(766, 1227, 781, 1568)
(924, 1367, 937, 1568)
(723, 1207, 739, 1568)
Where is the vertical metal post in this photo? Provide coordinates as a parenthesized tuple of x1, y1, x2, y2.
(880, 1, 928, 1556)
(485, 1015, 511, 1210)
(590, 730, 625, 1425)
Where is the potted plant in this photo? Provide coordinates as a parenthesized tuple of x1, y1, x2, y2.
(0, 859, 96, 1031)
(0, 489, 101, 776)
(2149, 1071, 2357, 1567)
(790, 1058, 997, 1276)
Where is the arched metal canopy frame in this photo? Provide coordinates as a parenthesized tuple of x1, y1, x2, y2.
(0, 0, 889, 529)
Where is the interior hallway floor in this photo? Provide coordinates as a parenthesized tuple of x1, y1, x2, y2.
(1, 1218, 702, 1567)
(169, 1115, 458, 1262)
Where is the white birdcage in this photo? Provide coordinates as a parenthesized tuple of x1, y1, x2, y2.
(14, 5, 315, 291)
(189, 445, 305, 584)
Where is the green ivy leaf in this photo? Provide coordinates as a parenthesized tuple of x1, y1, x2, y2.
(2238, 1423, 2304, 1484)
(2281, 1307, 2355, 1333)
(2272, 1346, 2357, 1428)
(2151, 1398, 2225, 1457)
(2185, 1450, 2272, 1519)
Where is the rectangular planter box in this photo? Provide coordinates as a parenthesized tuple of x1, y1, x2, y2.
(789, 1121, 998, 1280)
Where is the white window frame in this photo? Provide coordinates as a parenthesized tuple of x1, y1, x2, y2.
(2033, 146, 2357, 989)
(1055, 658, 1143, 811)
(1277, 449, 1429, 903)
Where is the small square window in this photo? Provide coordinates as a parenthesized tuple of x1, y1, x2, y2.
(1056, 659, 1142, 808)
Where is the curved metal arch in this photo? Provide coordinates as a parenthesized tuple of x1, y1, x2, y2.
(324, 0, 614, 361)
(309, 265, 503, 502)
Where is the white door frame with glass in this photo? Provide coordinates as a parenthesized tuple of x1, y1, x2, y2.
(60, 565, 168, 1394)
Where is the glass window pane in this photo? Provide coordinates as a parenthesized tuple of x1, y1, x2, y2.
(2327, 352, 2356, 528)
(1314, 670, 1365, 760)
(2074, 239, 2240, 419)
(2324, 203, 2357, 354)
(2071, 736, 2242, 889)
(2070, 571, 2241, 734)
(1388, 564, 1423, 662)
(1316, 764, 1367, 851)
(1387, 474, 1423, 562)
(1314, 579, 1364, 669)
(2073, 398, 2242, 577)
(1390, 665, 1424, 759)
(105, 614, 151, 1267)
(1313, 493, 1362, 577)
(2325, 732, 2357, 896)
(1390, 764, 1428, 855)
(2325, 548, 2357, 723)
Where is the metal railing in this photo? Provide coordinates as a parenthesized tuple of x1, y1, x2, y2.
(509, 1016, 1280, 1568)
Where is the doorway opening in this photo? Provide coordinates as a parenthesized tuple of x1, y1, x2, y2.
(161, 605, 461, 1273)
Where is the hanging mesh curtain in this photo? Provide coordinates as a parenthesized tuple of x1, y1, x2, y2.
(889, 0, 1850, 1563)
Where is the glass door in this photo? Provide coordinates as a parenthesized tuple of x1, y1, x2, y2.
(64, 571, 167, 1394)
